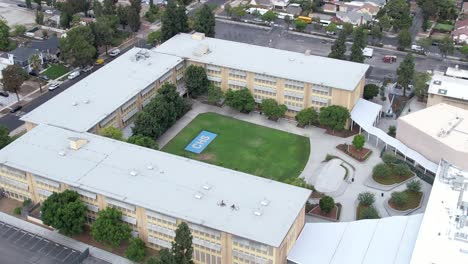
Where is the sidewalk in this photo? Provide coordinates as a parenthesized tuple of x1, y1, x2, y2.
(0, 212, 133, 264)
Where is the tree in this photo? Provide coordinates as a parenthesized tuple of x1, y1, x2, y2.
(460, 45, 468, 57)
(397, 29, 411, 49)
(387, 125, 396, 137)
(26, 0, 32, 8)
(370, 25, 382, 40)
(147, 249, 176, 264)
(129, 0, 142, 14)
(407, 179, 422, 192)
(60, 26, 96, 67)
(295, 108, 318, 127)
(225, 88, 255, 113)
(261, 99, 287, 120)
(101, 126, 123, 140)
(391, 191, 408, 207)
(394, 163, 411, 176)
(102, 0, 116, 16)
(224, 3, 232, 16)
(438, 37, 454, 57)
(92, 16, 115, 54)
(93, 0, 104, 18)
(0, 126, 12, 149)
(0, 20, 10, 51)
(319, 196, 335, 214)
(359, 206, 380, 219)
(116, 5, 129, 29)
(382, 153, 399, 164)
(352, 26, 367, 49)
(230, 6, 246, 20)
(413, 71, 430, 101)
(2, 65, 26, 102)
(41, 190, 86, 236)
(176, 5, 189, 33)
(363, 84, 379, 100)
(294, 19, 307, 31)
(12, 25, 27, 37)
(172, 222, 193, 264)
(194, 4, 215, 37)
(373, 163, 391, 178)
(35, 9, 44, 25)
(342, 22, 354, 36)
(29, 54, 43, 93)
(147, 30, 162, 46)
(91, 207, 132, 248)
(33, 0, 41, 8)
(125, 238, 146, 262)
(127, 7, 141, 32)
(185, 65, 208, 97)
(328, 32, 347, 60)
(358, 192, 375, 206)
(261, 10, 277, 22)
(352, 134, 366, 150)
(326, 22, 337, 33)
(318, 105, 350, 132)
(207, 84, 224, 105)
(127, 134, 158, 149)
(350, 43, 365, 63)
(161, 1, 189, 41)
(397, 54, 415, 97)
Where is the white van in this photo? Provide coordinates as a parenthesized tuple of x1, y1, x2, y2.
(411, 45, 424, 53)
(68, 71, 80, 80)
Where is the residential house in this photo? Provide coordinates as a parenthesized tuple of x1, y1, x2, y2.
(8, 47, 43, 71)
(462, 1, 468, 14)
(286, 3, 302, 16)
(453, 18, 468, 44)
(249, 0, 290, 10)
(29, 37, 60, 61)
(323, 3, 338, 13)
(0, 53, 14, 79)
(335, 10, 372, 26)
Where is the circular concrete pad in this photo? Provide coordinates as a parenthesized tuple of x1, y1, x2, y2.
(315, 159, 346, 193)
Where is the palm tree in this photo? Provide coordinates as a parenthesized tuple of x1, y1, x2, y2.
(29, 54, 43, 93)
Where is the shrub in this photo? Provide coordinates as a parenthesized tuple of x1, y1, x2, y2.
(387, 125, 396, 137)
(373, 163, 391, 178)
(13, 207, 21, 215)
(393, 163, 411, 176)
(391, 191, 409, 207)
(352, 134, 366, 150)
(359, 206, 380, 219)
(363, 84, 379, 100)
(358, 192, 375, 206)
(382, 153, 398, 164)
(22, 198, 32, 207)
(305, 202, 314, 213)
(407, 179, 422, 192)
(125, 237, 146, 262)
(319, 196, 335, 214)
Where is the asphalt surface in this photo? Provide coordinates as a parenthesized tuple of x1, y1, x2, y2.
(0, 44, 136, 131)
(214, 20, 468, 80)
(0, 221, 108, 264)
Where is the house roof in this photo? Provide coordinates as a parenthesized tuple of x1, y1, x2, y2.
(336, 11, 372, 25)
(455, 18, 468, 30)
(30, 37, 59, 54)
(9, 47, 40, 62)
(0, 124, 311, 247)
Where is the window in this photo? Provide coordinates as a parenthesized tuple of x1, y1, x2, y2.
(229, 69, 247, 79)
(284, 79, 304, 91)
(312, 85, 331, 96)
(254, 74, 276, 86)
(284, 95, 303, 102)
(311, 96, 329, 107)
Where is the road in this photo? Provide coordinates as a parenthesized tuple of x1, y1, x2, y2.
(0, 43, 136, 131)
(214, 20, 468, 81)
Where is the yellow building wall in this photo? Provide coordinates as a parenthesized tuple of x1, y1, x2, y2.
(427, 94, 468, 111)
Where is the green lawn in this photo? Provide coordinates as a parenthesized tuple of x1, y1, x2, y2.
(42, 64, 69, 79)
(162, 112, 310, 182)
(434, 23, 454, 32)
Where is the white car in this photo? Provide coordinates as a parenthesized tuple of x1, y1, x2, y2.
(48, 82, 60, 91)
(82, 65, 94, 73)
(109, 49, 121, 57)
(68, 71, 80, 80)
(45, 10, 54, 14)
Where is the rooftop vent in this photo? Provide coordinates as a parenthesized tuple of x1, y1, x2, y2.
(135, 50, 150, 61)
(230, 204, 239, 211)
(192, 32, 206, 40)
(193, 44, 209, 57)
(72, 101, 78, 106)
(68, 137, 88, 150)
(202, 183, 211, 190)
(304, 49, 311, 56)
(433, 80, 442, 85)
(253, 208, 262, 216)
(218, 200, 226, 207)
(58, 150, 66, 156)
(260, 199, 270, 206)
(129, 170, 139, 176)
(146, 164, 154, 170)
(194, 192, 203, 199)
(289, 58, 295, 62)
(438, 89, 447, 95)
(83, 99, 90, 104)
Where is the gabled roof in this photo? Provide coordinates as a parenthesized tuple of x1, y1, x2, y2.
(30, 37, 59, 54)
(9, 47, 40, 62)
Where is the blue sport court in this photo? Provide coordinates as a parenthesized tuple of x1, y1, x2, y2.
(185, 131, 218, 154)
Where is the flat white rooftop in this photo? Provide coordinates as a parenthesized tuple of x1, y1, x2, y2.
(154, 33, 369, 91)
(445, 66, 468, 80)
(287, 214, 423, 264)
(428, 74, 468, 101)
(21, 48, 183, 132)
(0, 124, 311, 247)
(410, 160, 468, 264)
(398, 103, 468, 154)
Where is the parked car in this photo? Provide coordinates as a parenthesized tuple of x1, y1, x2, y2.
(109, 49, 121, 57)
(48, 82, 60, 91)
(40, 75, 50, 81)
(383, 55, 397, 63)
(10, 105, 22, 113)
(82, 65, 94, 72)
(45, 9, 54, 14)
(68, 71, 80, 80)
(29, 71, 38, 77)
(17, 3, 26, 8)
(0, 91, 9, 97)
(95, 58, 105, 65)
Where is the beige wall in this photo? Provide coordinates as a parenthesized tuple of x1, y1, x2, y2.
(396, 119, 468, 171)
(427, 94, 468, 111)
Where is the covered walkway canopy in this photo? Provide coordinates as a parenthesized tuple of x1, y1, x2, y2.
(287, 214, 423, 264)
(350, 99, 438, 173)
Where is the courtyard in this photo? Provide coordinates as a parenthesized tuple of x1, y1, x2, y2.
(162, 112, 310, 182)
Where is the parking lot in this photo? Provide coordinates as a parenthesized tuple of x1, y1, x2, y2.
(0, 221, 108, 264)
(0, 0, 36, 26)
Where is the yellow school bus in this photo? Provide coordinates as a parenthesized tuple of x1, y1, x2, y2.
(297, 16, 312, 24)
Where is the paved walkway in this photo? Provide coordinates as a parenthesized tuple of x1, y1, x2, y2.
(157, 101, 432, 221)
(0, 212, 132, 264)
